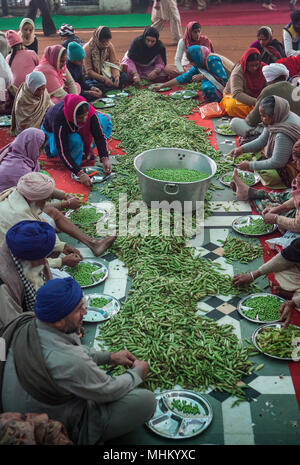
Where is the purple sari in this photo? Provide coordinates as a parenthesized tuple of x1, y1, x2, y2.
(0, 128, 45, 193)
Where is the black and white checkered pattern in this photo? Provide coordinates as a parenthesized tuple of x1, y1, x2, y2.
(11, 253, 38, 312)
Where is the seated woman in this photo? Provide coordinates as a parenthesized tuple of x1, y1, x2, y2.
(165, 21, 214, 78)
(283, 10, 300, 58)
(0, 53, 14, 115)
(83, 26, 127, 94)
(233, 238, 300, 328)
(222, 48, 266, 118)
(121, 27, 167, 84)
(5, 30, 39, 89)
(11, 71, 53, 136)
(18, 18, 38, 54)
(154, 45, 228, 103)
(250, 26, 285, 65)
(42, 94, 112, 188)
(66, 42, 103, 102)
(229, 96, 300, 192)
(34, 45, 79, 104)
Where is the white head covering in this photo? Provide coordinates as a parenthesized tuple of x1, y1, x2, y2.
(19, 18, 36, 47)
(25, 71, 46, 94)
(262, 63, 289, 82)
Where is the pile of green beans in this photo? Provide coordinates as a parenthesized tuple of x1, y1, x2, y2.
(256, 326, 300, 358)
(171, 399, 201, 415)
(145, 169, 209, 183)
(66, 262, 99, 286)
(94, 89, 261, 398)
(222, 235, 263, 263)
(238, 217, 273, 235)
(69, 207, 103, 226)
(90, 297, 110, 308)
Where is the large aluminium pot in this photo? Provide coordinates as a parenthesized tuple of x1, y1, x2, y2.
(134, 148, 217, 212)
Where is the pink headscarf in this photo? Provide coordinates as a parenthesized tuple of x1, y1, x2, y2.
(63, 94, 96, 157)
(35, 45, 66, 94)
(183, 21, 214, 53)
(0, 128, 45, 193)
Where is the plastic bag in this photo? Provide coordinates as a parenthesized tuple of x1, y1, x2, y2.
(199, 102, 226, 119)
(266, 231, 300, 252)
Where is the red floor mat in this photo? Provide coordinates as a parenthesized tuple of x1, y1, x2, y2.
(147, 1, 291, 26)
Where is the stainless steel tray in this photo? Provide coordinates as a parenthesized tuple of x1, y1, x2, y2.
(83, 293, 120, 323)
(71, 166, 112, 183)
(106, 89, 131, 98)
(215, 124, 236, 136)
(220, 170, 260, 187)
(232, 215, 277, 237)
(169, 90, 198, 100)
(64, 259, 108, 289)
(93, 98, 116, 109)
(65, 204, 108, 226)
(148, 84, 172, 92)
(252, 322, 300, 361)
(238, 293, 285, 324)
(146, 390, 213, 439)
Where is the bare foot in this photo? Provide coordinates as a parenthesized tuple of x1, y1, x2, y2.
(232, 168, 249, 200)
(262, 3, 276, 9)
(89, 235, 117, 256)
(273, 286, 294, 300)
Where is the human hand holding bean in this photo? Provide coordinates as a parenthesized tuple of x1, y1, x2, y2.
(80, 173, 93, 187)
(148, 70, 158, 81)
(63, 244, 83, 259)
(233, 273, 253, 287)
(133, 360, 150, 379)
(237, 161, 250, 171)
(110, 350, 136, 368)
(66, 197, 82, 210)
(262, 212, 277, 225)
(228, 147, 243, 159)
(61, 253, 82, 267)
(279, 300, 295, 328)
(192, 74, 203, 82)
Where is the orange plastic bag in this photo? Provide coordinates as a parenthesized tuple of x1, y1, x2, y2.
(199, 102, 226, 119)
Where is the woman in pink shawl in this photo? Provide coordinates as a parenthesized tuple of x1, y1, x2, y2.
(34, 45, 79, 104)
(0, 128, 45, 193)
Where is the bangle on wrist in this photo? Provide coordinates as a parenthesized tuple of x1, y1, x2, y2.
(250, 272, 255, 281)
(274, 215, 279, 224)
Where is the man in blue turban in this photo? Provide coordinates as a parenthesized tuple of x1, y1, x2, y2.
(1, 276, 156, 445)
(0, 220, 55, 329)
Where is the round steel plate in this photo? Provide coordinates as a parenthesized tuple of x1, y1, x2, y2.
(83, 293, 121, 323)
(232, 215, 277, 237)
(238, 293, 285, 324)
(252, 322, 300, 361)
(63, 259, 108, 289)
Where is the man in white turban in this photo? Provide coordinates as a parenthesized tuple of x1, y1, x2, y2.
(0, 172, 116, 269)
(230, 62, 300, 139)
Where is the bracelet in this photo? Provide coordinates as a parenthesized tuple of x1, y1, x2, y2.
(274, 214, 279, 224)
(250, 272, 255, 281)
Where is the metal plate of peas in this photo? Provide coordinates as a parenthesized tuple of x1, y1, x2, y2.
(83, 293, 121, 323)
(215, 123, 236, 136)
(65, 205, 108, 226)
(146, 390, 213, 439)
(232, 215, 277, 237)
(64, 259, 108, 289)
(71, 166, 112, 184)
(169, 90, 198, 100)
(148, 84, 172, 92)
(252, 322, 300, 361)
(220, 170, 260, 188)
(238, 293, 285, 324)
(105, 89, 131, 98)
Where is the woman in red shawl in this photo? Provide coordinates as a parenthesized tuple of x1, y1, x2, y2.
(277, 54, 300, 79)
(222, 48, 266, 118)
(42, 94, 112, 187)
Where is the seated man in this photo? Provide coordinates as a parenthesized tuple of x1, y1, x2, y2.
(0, 172, 116, 266)
(230, 63, 297, 138)
(0, 220, 55, 329)
(0, 277, 157, 444)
